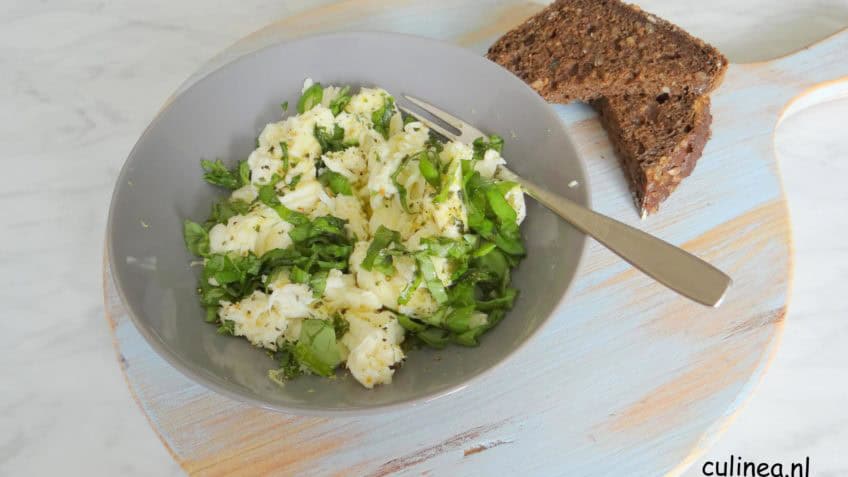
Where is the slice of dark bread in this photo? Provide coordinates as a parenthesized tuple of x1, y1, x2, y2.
(486, 0, 727, 103)
(593, 92, 712, 216)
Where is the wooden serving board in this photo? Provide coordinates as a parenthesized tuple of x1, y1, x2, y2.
(103, 1, 848, 475)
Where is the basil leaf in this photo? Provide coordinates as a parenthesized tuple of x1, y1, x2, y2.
(329, 86, 351, 115)
(203, 253, 262, 287)
(485, 186, 517, 227)
(397, 314, 427, 332)
(416, 327, 450, 349)
(433, 157, 460, 204)
(201, 159, 242, 189)
(309, 270, 329, 297)
(473, 241, 497, 257)
(319, 170, 353, 196)
(288, 215, 348, 244)
(206, 199, 251, 227)
(445, 305, 475, 333)
(493, 229, 526, 256)
(297, 83, 323, 113)
(268, 342, 303, 385)
(257, 182, 279, 205)
(418, 150, 440, 188)
(199, 285, 229, 307)
(257, 182, 310, 226)
(425, 135, 444, 153)
(293, 319, 341, 377)
(361, 225, 403, 275)
(447, 280, 475, 307)
(452, 328, 485, 347)
(289, 266, 309, 284)
(419, 307, 449, 327)
(314, 124, 347, 153)
(420, 236, 476, 259)
(476, 288, 518, 311)
(277, 205, 310, 226)
(238, 160, 251, 186)
(391, 155, 412, 213)
(280, 101, 289, 112)
(287, 174, 302, 189)
(217, 319, 236, 336)
(332, 314, 349, 337)
(204, 306, 218, 323)
(398, 269, 422, 306)
(471, 248, 510, 287)
(472, 134, 504, 160)
(371, 96, 395, 139)
(416, 254, 448, 304)
(183, 220, 210, 257)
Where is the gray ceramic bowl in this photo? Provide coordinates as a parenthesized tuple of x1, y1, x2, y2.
(108, 32, 589, 415)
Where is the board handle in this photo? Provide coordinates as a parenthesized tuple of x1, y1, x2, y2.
(745, 28, 848, 120)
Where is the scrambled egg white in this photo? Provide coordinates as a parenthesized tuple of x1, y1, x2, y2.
(208, 82, 525, 389)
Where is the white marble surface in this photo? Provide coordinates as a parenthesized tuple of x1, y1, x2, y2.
(1, 1, 846, 475)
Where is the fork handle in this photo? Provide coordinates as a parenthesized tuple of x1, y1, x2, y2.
(502, 170, 732, 307)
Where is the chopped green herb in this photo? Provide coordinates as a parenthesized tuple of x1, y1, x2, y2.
(201, 159, 242, 189)
(183, 220, 210, 257)
(415, 254, 448, 304)
(203, 252, 262, 288)
(309, 270, 329, 297)
(314, 124, 347, 153)
(289, 266, 310, 284)
(288, 174, 302, 189)
(238, 160, 251, 186)
(398, 269, 422, 306)
(417, 150, 441, 189)
(472, 134, 505, 160)
(332, 314, 349, 337)
(268, 342, 303, 385)
(217, 319, 236, 335)
(258, 180, 310, 226)
(476, 287, 518, 311)
(445, 305, 475, 333)
(204, 306, 218, 323)
(416, 327, 450, 349)
(206, 198, 251, 227)
(278, 142, 290, 174)
(280, 101, 289, 112)
(433, 157, 461, 204)
(473, 241, 497, 257)
(319, 170, 353, 196)
(391, 155, 413, 212)
(397, 314, 427, 332)
(361, 225, 403, 276)
(293, 319, 341, 377)
(372, 96, 395, 139)
(297, 83, 323, 113)
(329, 86, 352, 115)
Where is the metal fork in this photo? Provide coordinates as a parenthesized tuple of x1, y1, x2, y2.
(400, 95, 732, 307)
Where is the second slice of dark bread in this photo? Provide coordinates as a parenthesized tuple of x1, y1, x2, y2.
(486, 0, 728, 103)
(592, 92, 712, 217)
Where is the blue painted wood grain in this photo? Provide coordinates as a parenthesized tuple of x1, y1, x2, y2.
(103, 1, 848, 475)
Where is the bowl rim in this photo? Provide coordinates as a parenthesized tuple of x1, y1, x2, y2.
(107, 30, 591, 416)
